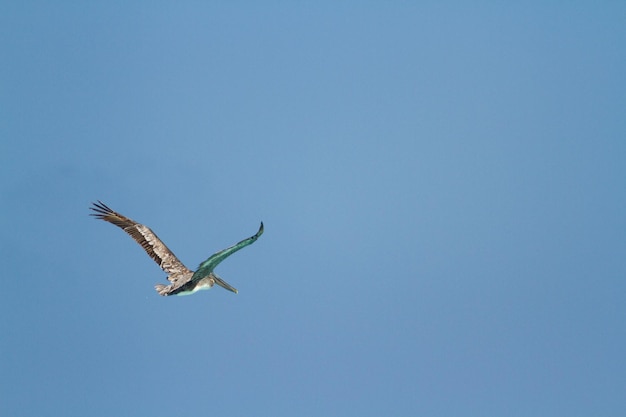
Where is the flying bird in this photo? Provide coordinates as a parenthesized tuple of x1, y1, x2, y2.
(90, 201, 263, 296)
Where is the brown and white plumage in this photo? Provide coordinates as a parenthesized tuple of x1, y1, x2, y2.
(90, 201, 263, 296)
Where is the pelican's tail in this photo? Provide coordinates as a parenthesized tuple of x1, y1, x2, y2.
(154, 284, 171, 296)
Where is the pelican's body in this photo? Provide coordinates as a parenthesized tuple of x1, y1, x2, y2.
(90, 201, 263, 296)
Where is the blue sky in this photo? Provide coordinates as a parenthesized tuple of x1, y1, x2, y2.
(1, 2, 625, 416)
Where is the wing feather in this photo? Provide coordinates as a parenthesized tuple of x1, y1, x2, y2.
(90, 201, 191, 282)
(192, 222, 264, 281)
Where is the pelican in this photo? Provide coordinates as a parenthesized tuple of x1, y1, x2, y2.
(90, 201, 263, 296)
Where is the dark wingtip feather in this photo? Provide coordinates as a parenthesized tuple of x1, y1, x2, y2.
(89, 200, 114, 218)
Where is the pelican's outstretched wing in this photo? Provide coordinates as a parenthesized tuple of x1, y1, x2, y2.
(90, 201, 192, 282)
(192, 222, 264, 281)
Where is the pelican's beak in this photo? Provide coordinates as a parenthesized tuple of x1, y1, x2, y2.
(214, 276, 238, 294)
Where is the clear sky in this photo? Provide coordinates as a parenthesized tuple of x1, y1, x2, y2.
(1, 2, 625, 416)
